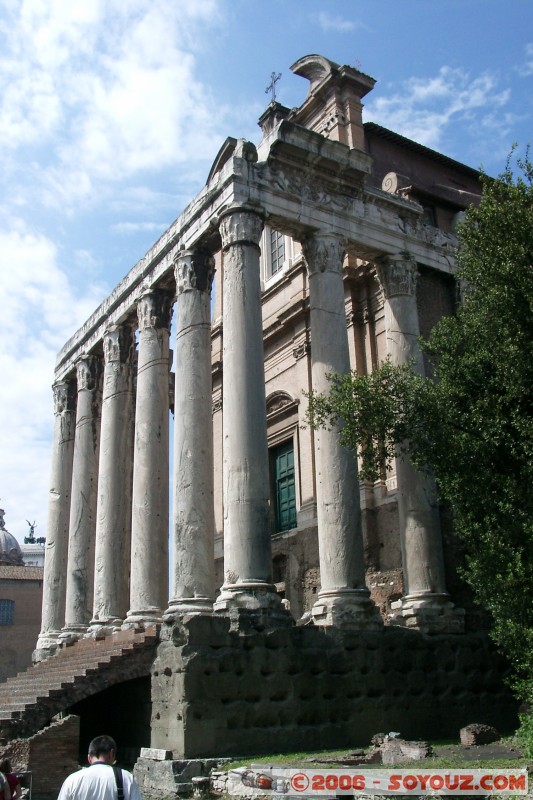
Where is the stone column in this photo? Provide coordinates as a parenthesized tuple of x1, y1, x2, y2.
(124, 289, 173, 627)
(60, 355, 102, 641)
(376, 255, 464, 633)
(34, 380, 76, 659)
(164, 249, 215, 619)
(213, 207, 289, 623)
(89, 324, 135, 633)
(303, 232, 382, 629)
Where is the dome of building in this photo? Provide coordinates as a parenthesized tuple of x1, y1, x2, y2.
(0, 509, 24, 566)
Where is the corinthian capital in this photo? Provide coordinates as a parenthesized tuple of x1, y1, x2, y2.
(173, 249, 215, 295)
(219, 208, 264, 249)
(376, 256, 418, 298)
(75, 354, 102, 392)
(52, 379, 76, 415)
(137, 289, 173, 333)
(102, 323, 135, 365)
(302, 233, 346, 276)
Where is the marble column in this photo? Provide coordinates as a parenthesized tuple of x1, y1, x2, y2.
(89, 323, 135, 634)
(213, 208, 289, 622)
(124, 289, 173, 627)
(303, 232, 382, 629)
(34, 379, 76, 659)
(60, 355, 102, 641)
(376, 255, 464, 633)
(164, 249, 215, 619)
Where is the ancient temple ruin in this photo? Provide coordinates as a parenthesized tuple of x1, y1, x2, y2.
(12, 55, 515, 764)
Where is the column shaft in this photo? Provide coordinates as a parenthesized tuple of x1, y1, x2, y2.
(34, 380, 76, 659)
(60, 355, 102, 640)
(377, 256, 463, 633)
(124, 290, 172, 626)
(303, 233, 381, 629)
(165, 250, 215, 618)
(214, 208, 288, 621)
(90, 324, 135, 632)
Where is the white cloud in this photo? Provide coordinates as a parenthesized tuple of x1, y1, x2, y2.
(0, 0, 227, 211)
(0, 222, 107, 544)
(111, 221, 168, 235)
(316, 11, 360, 33)
(517, 42, 533, 77)
(365, 67, 509, 151)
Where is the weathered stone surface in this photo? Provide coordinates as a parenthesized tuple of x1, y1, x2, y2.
(125, 290, 172, 626)
(214, 208, 287, 619)
(140, 747, 172, 760)
(380, 737, 431, 765)
(166, 250, 215, 618)
(303, 232, 382, 631)
(150, 616, 517, 758)
(133, 757, 220, 798)
(460, 723, 501, 746)
(35, 380, 76, 657)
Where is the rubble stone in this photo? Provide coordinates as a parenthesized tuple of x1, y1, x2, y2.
(460, 723, 501, 746)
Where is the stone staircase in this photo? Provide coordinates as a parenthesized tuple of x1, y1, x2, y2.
(0, 627, 159, 742)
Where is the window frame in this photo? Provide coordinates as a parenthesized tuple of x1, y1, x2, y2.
(0, 599, 15, 625)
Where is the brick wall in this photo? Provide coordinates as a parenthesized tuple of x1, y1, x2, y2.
(0, 577, 43, 682)
(0, 715, 80, 795)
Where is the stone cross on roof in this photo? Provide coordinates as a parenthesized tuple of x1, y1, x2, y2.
(265, 71, 281, 102)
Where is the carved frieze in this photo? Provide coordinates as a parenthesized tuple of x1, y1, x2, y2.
(269, 164, 353, 212)
(174, 249, 215, 295)
(219, 209, 264, 249)
(376, 257, 418, 298)
(137, 289, 173, 332)
(302, 233, 346, 276)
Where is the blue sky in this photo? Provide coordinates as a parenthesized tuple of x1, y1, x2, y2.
(0, 0, 531, 544)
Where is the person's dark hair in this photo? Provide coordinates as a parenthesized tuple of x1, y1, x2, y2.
(88, 735, 117, 759)
(0, 759, 11, 774)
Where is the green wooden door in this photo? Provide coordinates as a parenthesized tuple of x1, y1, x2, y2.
(273, 440, 297, 532)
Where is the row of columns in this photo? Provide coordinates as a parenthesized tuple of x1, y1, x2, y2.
(36, 207, 460, 657)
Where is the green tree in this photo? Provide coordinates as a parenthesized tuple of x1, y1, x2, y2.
(307, 151, 533, 749)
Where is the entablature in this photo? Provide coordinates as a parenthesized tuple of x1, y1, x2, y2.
(55, 117, 458, 380)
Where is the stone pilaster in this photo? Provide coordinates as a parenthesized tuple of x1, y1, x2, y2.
(213, 208, 289, 624)
(60, 355, 102, 642)
(303, 232, 382, 630)
(89, 323, 135, 634)
(34, 380, 76, 659)
(124, 289, 173, 627)
(376, 255, 464, 633)
(164, 249, 215, 619)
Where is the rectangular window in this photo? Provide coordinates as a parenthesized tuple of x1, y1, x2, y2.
(271, 440, 297, 533)
(0, 599, 14, 625)
(270, 229, 285, 275)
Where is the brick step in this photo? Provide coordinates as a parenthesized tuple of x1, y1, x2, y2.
(0, 628, 158, 742)
(2, 645, 146, 685)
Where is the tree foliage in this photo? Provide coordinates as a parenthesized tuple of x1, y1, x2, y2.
(306, 150, 533, 744)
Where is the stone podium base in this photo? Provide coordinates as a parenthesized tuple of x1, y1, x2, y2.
(149, 615, 517, 759)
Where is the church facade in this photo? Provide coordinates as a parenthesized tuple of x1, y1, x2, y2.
(30, 55, 514, 759)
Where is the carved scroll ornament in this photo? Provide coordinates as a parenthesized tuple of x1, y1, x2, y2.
(174, 249, 215, 295)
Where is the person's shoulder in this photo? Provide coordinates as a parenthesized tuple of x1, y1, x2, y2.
(63, 768, 89, 786)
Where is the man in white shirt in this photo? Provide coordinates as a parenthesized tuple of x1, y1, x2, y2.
(57, 736, 142, 800)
